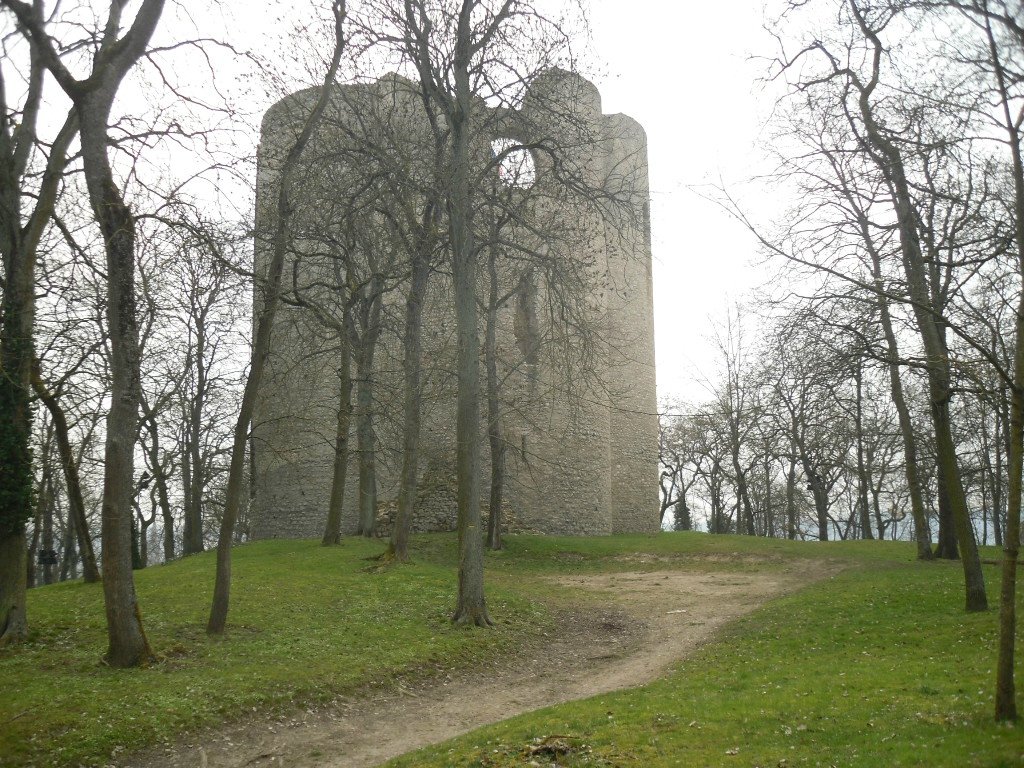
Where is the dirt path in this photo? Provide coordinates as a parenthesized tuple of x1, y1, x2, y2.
(129, 563, 832, 768)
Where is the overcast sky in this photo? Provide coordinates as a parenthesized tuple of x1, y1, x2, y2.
(584, 1, 784, 406)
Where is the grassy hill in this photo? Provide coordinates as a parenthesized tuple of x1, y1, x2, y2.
(0, 533, 1019, 767)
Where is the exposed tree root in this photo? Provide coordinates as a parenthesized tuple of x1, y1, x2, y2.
(0, 606, 27, 647)
(451, 606, 494, 627)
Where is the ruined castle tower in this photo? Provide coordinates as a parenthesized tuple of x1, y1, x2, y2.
(250, 70, 659, 538)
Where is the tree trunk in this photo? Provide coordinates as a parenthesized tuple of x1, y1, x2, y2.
(182, 324, 206, 556)
(27, 506, 40, 588)
(871, 482, 885, 540)
(355, 381, 377, 537)
(41, 471, 55, 585)
(710, 461, 725, 534)
(138, 498, 154, 569)
(851, 1, 985, 609)
(854, 362, 873, 540)
(59, 513, 77, 582)
(389, 232, 431, 560)
(485, 239, 505, 551)
(131, 503, 144, 570)
(355, 299, 380, 538)
(32, 368, 100, 581)
(980, 398, 993, 547)
(140, 407, 174, 562)
(888, 391, 931, 555)
(785, 450, 797, 540)
(731, 441, 756, 536)
(995, 382, 1007, 548)
(181, 447, 194, 553)
(79, 103, 154, 666)
(997, 369, 1022, 720)
(803, 463, 829, 541)
(0, 529, 27, 645)
(323, 319, 353, 546)
(0, 78, 39, 641)
(162, 491, 175, 563)
(449, 3, 490, 626)
(861, 182, 932, 558)
(992, 385, 1005, 548)
(207, 3, 346, 634)
(986, 6, 1023, 720)
(934, 462, 959, 560)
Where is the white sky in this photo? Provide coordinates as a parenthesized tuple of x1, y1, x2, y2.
(587, 1, 781, 405)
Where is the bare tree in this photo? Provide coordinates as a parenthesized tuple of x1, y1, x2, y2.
(393, 0, 595, 624)
(0, 1, 79, 644)
(207, 0, 348, 635)
(845, 0, 985, 606)
(658, 403, 703, 530)
(3, 0, 168, 665)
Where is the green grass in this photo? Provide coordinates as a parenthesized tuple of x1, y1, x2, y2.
(2, 533, 1020, 767)
(0, 537, 550, 767)
(385, 538, 1023, 768)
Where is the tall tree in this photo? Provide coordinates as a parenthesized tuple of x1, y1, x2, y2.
(3, 0, 167, 664)
(388, 200, 439, 559)
(31, 364, 100, 581)
(0, 17, 78, 641)
(945, 0, 1024, 722)
(842, 0, 986, 609)
(207, 0, 348, 635)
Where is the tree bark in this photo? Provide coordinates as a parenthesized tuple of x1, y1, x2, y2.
(388, 225, 432, 560)
(0, 11, 74, 641)
(449, 0, 491, 626)
(27, 505, 40, 588)
(785, 449, 798, 540)
(983, 2, 1024, 721)
(998, 362, 1022, 720)
(995, 382, 1007, 548)
(730, 442, 756, 536)
(140, 406, 174, 562)
(86, 105, 154, 664)
(485, 241, 506, 551)
(41, 469, 55, 585)
(207, 1, 346, 634)
(0, 529, 27, 645)
(0, 71, 34, 641)
(182, 318, 207, 556)
(854, 361, 873, 539)
(869, 252, 932, 558)
(31, 367, 100, 581)
(59, 511, 77, 582)
(933, 461, 959, 559)
(850, 0, 985, 610)
(323, 317, 353, 546)
(354, 281, 382, 538)
(803, 462, 829, 541)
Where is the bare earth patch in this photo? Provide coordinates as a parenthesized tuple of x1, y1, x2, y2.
(127, 561, 835, 768)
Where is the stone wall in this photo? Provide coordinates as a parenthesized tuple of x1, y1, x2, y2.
(250, 69, 659, 540)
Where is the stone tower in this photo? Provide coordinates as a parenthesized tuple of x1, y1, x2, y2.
(250, 69, 659, 538)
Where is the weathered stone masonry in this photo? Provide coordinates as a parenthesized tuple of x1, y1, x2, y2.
(250, 70, 659, 538)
